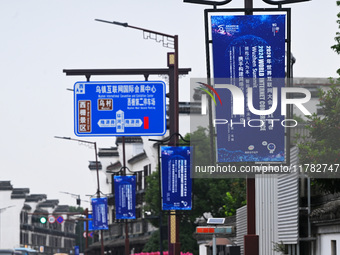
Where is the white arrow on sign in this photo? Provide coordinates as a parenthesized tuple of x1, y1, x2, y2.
(97, 119, 116, 128)
(124, 119, 143, 127)
(97, 119, 143, 128)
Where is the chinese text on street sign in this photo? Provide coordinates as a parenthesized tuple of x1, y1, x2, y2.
(74, 81, 166, 136)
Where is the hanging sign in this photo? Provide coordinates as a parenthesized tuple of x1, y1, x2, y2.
(114, 175, 136, 220)
(211, 14, 286, 162)
(161, 146, 192, 210)
(91, 197, 109, 230)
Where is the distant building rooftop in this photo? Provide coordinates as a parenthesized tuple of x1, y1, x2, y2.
(0, 181, 13, 191)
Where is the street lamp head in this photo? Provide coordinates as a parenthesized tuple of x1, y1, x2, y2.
(54, 136, 71, 140)
(95, 19, 128, 27)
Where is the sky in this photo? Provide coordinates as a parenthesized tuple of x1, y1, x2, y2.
(0, 0, 339, 206)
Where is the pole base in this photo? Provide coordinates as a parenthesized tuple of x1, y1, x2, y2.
(244, 234, 259, 255)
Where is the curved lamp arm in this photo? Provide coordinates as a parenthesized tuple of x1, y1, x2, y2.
(262, 0, 310, 5)
(183, 0, 232, 6)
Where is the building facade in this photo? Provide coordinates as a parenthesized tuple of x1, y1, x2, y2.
(0, 181, 77, 254)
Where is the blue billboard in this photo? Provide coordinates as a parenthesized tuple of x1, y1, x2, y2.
(211, 15, 286, 162)
(114, 175, 136, 220)
(74, 81, 166, 136)
(91, 197, 109, 230)
(161, 146, 192, 210)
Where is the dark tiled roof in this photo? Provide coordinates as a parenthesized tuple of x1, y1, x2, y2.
(25, 194, 47, 202)
(0, 181, 13, 191)
(23, 204, 32, 210)
(54, 205, 70, 213)
(88, 161, 102, 171)
(11, 188, 30, 199)
(98, 147, 119, 157)
(311, 200, 340, 221)
(107, 161, 122, 172)
(128, 151, 147, 164)
(38, 199, 59, 208)
(115, 137, 143, 145)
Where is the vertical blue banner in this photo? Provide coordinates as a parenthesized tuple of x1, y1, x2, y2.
(74, 246, 79, 255)
(91, 197, 109, 230)
(114, 175, 136, 220)
(211, 15, 286, 162)
(84, 213, 94, 231)
(161, 146, 192, 210)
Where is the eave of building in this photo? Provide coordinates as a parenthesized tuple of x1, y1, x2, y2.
(292, 77, 332, 87)
(98, 147, 119, 157)
(54, 205, 70, 213)
(25, 194, 47, 202)
(128, 151, 148, 164)
(23, 204, 32, 210)
(0, 181, 13, 191)
(11, 188, 30, 199)
(38, 199, 59, 208)
(88, 161, 103, 171)
(107, 161, 122, 172)
(115, 137, 143, 145)
(310, 199, 340, 223)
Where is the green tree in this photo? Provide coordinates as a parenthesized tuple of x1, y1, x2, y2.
(142, 229, 168, 253)
(298, 1, 340, 194)
(69, 206, 87, 253)
(143, 127, 246, 254)
(298, 84, 340, 193)
(331, 1, 340, 77)
(223, 179, 247, 216)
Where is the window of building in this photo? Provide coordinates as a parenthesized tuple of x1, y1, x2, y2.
(132, 143, 144, 157)
(143, 164, 151, 189)
(331, 240, 337, 255)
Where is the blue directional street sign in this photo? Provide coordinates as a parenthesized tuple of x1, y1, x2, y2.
(74, 81, 166, 136)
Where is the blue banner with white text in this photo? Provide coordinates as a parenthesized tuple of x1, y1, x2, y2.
(91, 197, 109, 230)
(161, 146, 192, 210)
(211, 15, 286, 163)
(114, 175, 136, 219)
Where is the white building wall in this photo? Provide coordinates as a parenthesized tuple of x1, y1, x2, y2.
(256, 175, 280, 255)
(236, 205, 247, 255)
(0, 190, 25, 249)
(318, 233, 340, 255)
(199, 242, 208, 255)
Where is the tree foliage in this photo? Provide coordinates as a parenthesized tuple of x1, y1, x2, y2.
(297, 2, 340, 193)
(298, 84, 340, 193)
(143, 127, 246, 254)
(331, 1, 340, 76)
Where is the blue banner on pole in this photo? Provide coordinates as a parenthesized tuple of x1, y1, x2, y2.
(74, 246, 79, 255)
(114, 175, 136, 220)
(211, 15, 286, 162)
(84, 213, 94, 231)
(91, 197, 109, 230)
(161, 146, 192, 210)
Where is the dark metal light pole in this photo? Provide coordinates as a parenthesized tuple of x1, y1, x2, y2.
(54, 136, 104, 255)
(95, 19, 181, 255)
